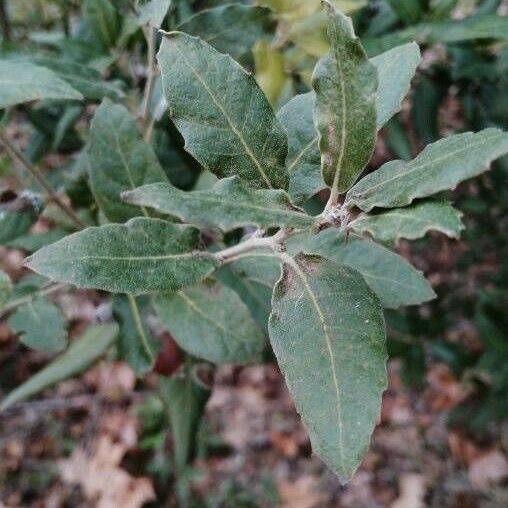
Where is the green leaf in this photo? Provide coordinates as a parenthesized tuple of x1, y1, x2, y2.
(0, 324, 119, 411)
(113, 295, 158, 375)
(158, 370, 210, 471)
(137, 0, 172, 28)
(0, 61, 83, 109)
(25, 218, 219, 295)
(278, 43, 420, 204)
(30, 57, 124, 101)
(83, 0, 121, 50)
(0, 193, 42, 244)
(88, 99, 168, 223)
(371, 42, 420, 129)
(122, 176, 314, 231)
(288, 229, 436, 308)
(269, 253, 387, 480)
(312, 1, 377, 193)
(157, 31, 289, 190)
(227, 250, 281, 288)
(277, 92, 322, 205)
(346, 129, 508, 212)
(0, 271, 12, 311)
(8, 297, 67, 353)
(350, 201, 465, 244)
(155, 280, 266, 364)
(386, 0, 423, 25)
(178, 3, 273, 60)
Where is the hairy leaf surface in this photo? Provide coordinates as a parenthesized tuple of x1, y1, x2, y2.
(155, 280, 265, 364)
(346, 129, 508, 211)
(0, 61, 83, 109)
(312, 1, 377, 193)
(269, 253, 387, 479)
(0, 271, 12, 311)
(25, 218, 219, 294)
(351, 201, 464, 244)
(0, 324, 119, 411)
(157, 32, 289, 189)
(88, 100, 168, 223)
(178, 4, 273, 60)
(288, 229, 435, 308)
(123, 176, 314, 231)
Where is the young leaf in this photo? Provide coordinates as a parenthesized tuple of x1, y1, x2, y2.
(8, 297, 68, 353)
(269, 253, 387, 480)
(0, 61, 83, 109)
(0, 271, 12, 311)
(137, 0, 172, 28)
(178, 4, 273, 60)
(25, 218, 219, 295)
(113, 295, 158, 375)
(122, 176, 314, 231)
(0, 324, 119, 411)
(88, 99, 168, 223)
(277, 92, 322, 205)
(346, 129, 508, 212)
(288, 229, 436, 309)
(157, 31, 289, 190)
(371, 42, 421, 129)
(278, 43, 420, 204)
(155, 280, 266, 364)
(350, 201, 465, 244)
(312, 1, 377, 193)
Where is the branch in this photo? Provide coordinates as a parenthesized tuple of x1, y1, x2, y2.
(0, 131, 85, 229)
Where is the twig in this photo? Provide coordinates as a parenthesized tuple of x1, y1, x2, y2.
(0, 131, 85, 229)
(0, 283, 67, 317)
(141, 24, 157, 140)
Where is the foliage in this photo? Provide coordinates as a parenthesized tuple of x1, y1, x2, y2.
(0, 0, 507, 496)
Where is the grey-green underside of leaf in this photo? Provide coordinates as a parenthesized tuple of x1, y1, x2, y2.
(157, 31, 289, 190)
(350, 200, 464, 244)
(278, 43, 419, 204)
(0, 323, 119, 411)
(346, 128, 508, 212)
(312, 2, 378, 192)
(0, 61, 83, 109)
(122, 176, 314, 231)
(287, 229, 435, 309)
(88, 99, 168, 223)
(269, 253, 387, 480)
(178, 4, 273, 60)
(25, 218, 219, 295)
(155, 280, 266, 365)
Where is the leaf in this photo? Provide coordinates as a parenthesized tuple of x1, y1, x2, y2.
(157, 31, 289, 190)
(155, 280, 266, 364)
(278, 44, 419, 204)
(386, 0, 423, 25)
(277, 92, 322, 205)
(83, 0, 121, 50)
(269, 253, 387, 479)
(0, 61, 83, 109)
(0, 271, 12, 311)
(88, 99, 168, 223)
(158, 370, 210, 471)
(25, 218, 219, 295)
(137, 0, 172, 28)
(371, 42, 421, 129)
(312, 1, 377, 193)
(0, 193, 42, 244)
(346, 129, 508, 212)
(178, 3, 273, 60)
(113, 295, 158, 375)
(350, 201, 465, 244)
(0, 324, 119, 411)
(30, 57, 124, 101)
(287, 229, 436, 309)
(8, 297, 68, 353)
(122, 176, 314, 231)
(227, 250, 282, 288)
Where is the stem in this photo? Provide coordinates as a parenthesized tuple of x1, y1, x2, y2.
(127, 294, 154, 363)
(324, 185, 340, 214)
(0, 0, 11, 42)
(0, 283, 67, 317)
(141, 24, 157, 139)
(0, 131, 85, 229)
